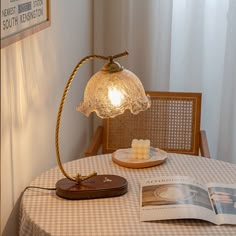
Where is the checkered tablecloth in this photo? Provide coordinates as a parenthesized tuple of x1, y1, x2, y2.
(19, 153, 236, 236)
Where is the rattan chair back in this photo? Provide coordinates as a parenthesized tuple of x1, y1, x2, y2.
(103, 91, 202, 156)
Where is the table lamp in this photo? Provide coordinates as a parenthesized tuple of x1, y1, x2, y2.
(55, 51, 150, 199)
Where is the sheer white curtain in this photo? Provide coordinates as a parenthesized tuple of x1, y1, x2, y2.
(93, 0, 173, 90)
(169, 0, 235, 163)
(93, 0, 236, 163)
(217, 0, 236, 164)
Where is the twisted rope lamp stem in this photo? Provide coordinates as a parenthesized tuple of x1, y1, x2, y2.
(55, 52, 128, 183)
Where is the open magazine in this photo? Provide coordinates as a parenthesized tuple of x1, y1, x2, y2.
(140, 176, 236, 225)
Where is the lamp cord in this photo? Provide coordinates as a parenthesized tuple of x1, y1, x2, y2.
(23, 186, 56, 194)
(55, 51, 129, 183)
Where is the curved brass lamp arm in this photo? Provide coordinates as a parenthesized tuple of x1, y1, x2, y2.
(55, 52, 128, 183)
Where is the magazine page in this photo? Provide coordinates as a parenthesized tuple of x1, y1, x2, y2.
(140, 176, 217, 224)
(207, 182, 236, 225)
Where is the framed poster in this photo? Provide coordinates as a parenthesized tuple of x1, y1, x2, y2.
(1, 0, 50, 48)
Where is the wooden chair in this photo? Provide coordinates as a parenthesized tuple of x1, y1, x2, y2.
(85, 91, 210, 158)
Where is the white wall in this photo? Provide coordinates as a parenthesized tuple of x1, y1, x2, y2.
(1, 0, 93, 234)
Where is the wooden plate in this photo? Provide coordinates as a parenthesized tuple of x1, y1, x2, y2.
(112, 147, 167, 168)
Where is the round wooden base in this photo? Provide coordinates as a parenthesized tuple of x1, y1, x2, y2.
(55, 174, 128, 200)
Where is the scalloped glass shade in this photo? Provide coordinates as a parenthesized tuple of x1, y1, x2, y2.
(77, 69, 151, 118)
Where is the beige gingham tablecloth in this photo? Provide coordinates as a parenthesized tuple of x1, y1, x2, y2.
(19, 153, 236, 236)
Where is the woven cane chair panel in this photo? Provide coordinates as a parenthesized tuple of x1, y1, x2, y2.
(104, 92, 201, 155)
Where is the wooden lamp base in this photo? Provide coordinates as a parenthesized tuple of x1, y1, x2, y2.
(55, 174, 128, 200)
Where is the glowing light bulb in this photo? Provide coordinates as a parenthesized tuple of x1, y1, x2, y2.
(108, 88, 124, 106)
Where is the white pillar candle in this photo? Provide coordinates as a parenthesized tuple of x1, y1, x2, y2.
(131, 139, 150, 159)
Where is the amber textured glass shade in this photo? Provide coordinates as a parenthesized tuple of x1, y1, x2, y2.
(77, 69, 151, 118)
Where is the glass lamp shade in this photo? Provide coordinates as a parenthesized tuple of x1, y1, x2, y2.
(77, 69, 151, 118)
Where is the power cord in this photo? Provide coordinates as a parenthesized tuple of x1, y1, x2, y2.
(23, 186, 56, 194)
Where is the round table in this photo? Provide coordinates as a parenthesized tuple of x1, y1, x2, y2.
(19, 153, 236, 236)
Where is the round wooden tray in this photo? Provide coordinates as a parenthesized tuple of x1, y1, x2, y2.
(112, 147, 167, 168)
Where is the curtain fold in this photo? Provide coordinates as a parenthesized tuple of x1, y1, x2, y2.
(217, 0, 236, 164)
(93, 0, 236, 163)
(93, 0, 173, 91)
(169, 0, 230, 161)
